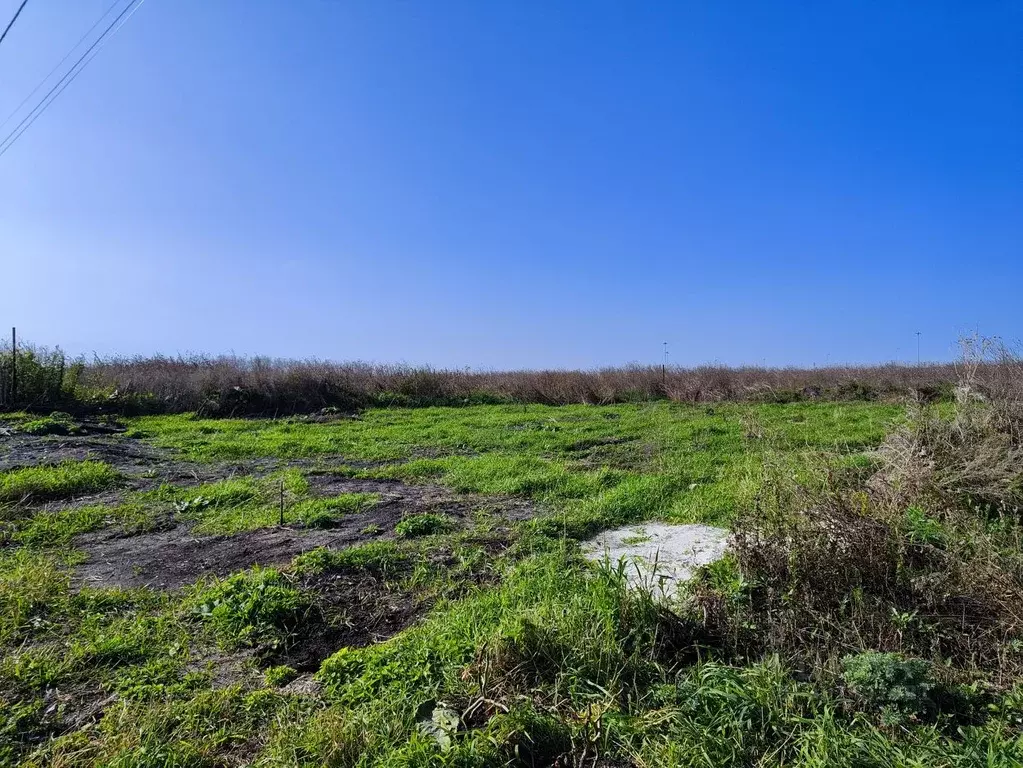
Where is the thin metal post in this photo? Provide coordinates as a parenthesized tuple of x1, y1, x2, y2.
(916, 332, 921, 366)
(279, 480, 285, 526)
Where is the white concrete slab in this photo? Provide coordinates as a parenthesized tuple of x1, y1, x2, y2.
(583, 523, 728, 599)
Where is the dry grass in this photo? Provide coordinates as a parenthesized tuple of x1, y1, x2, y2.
(880, 336, 1023, 515)
(699, 337, 1023, 705)
(67, 354, 969, 415)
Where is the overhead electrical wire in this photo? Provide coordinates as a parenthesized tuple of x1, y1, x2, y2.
(0, 0, 148, 160)
(0, 0, 30, 50)
(0, 0, 123, 135)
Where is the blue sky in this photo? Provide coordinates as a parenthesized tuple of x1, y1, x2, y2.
(1, 1, 1019, 368)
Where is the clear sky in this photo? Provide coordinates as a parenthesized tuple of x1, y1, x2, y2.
(1, 1, 1019, 368)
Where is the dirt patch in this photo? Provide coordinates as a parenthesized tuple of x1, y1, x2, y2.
(75, 514, 389, 591)
(74, 474, 536, 591)
(1, 429, 538, 590)
(266, 569, 428, 672)
(0, 429, 166, 474)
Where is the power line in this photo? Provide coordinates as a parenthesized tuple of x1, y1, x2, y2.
(0, 0, 148, 160)
(0, 0, 124, 135)
(0, 0, 29, 50)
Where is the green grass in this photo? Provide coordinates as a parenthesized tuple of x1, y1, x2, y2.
(293, 493, 379, 528)
(132, 402, 899, 531)
(0, 460, 120, 504)
(7, 485, 187, 546)
(25, 400, 1023, 767)
(173, 472, 379, 534)
(395, 512, 452, 538)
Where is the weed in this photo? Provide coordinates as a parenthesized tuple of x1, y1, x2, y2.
(841, 651, 934, 723)
(395, 513, 451, 538)
(292, 541, 407, 576)
(293, 493, 378, 529)
(190, 568, 308, 648)
(264, 664, 298, 687)
(903, 505, 947, 547)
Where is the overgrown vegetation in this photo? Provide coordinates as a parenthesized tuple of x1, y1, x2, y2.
(1, 337, 1021, 765)
(0, 338, 977, 417)
(0, 344, 82, 412)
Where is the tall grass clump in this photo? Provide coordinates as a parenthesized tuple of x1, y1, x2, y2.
(692, 336, 1023, 729)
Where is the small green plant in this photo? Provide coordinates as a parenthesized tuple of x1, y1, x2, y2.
(395, 513, 451, 538)
(841, 651, 934, 723)
(264, 664, 298, 687)
(904, 506, 946, 547)
(190, 568, 307, 648)
(293, 493, 378, 529)
(698, 554, 750, 598)
(19, 412, 81, 436)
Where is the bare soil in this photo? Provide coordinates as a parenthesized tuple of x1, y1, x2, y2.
(0, 427, 536, 590)
(74, 474, 534, 591)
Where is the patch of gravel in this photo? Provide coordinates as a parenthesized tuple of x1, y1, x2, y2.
(582, 523, 729, 599)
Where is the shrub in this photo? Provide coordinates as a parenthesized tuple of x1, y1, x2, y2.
(67, 348, 972, 414)
(879, 336, 1023, 515)
(0, 345, 80, 410)
(841, 652, 934, 723)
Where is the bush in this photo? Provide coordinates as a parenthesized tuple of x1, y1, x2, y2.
(0, 345, 80, 410)
(880, 336, 1023, 515)
(841, 652, 934, 723)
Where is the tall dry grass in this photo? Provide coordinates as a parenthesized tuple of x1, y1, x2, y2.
(70, 354, 967, 415)
(700, 336, 1023, 703)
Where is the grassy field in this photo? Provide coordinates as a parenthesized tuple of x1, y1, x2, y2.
(1, 400, 1022, 766)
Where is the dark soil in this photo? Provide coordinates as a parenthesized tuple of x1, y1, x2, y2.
(266, 569, 429, 672)
(74, 472, 534, 591)
(0, 430, 170, 474)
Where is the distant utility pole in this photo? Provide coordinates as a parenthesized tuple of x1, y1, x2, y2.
(916, 331, 921, 366)
(662, 342, 668, 385)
